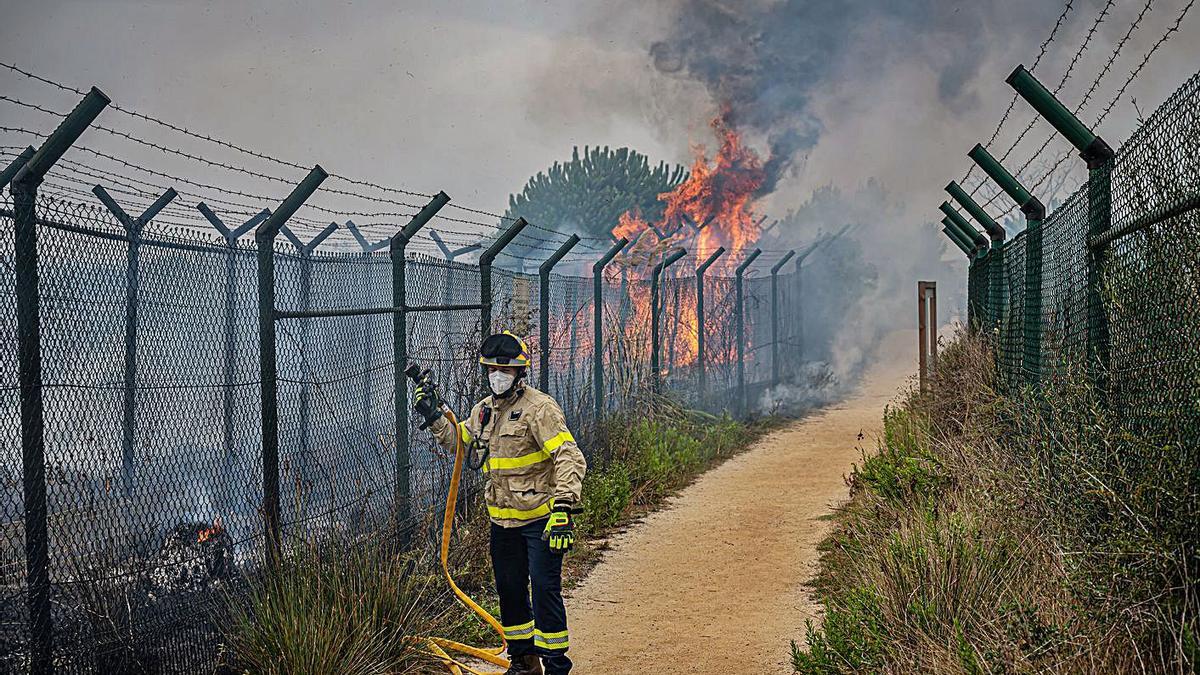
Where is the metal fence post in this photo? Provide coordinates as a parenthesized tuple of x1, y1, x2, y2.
(770, 250, 796, 388)
(940, 204, 992, 331)
(918, 281, 929, 391)
(10, 85, 109, 675)
(650, 248, 687, 394)
(198, 204, 270, 501)
(1086, 162, 1113, 392)
(1006, 64, 1114, 390)
(735, 249, 762, 416)
(255, 165, 328, 567)
(695, 247, 725, 401)
(592, 238, 628, 427)
(0, 146, 35, 189)
(479, 217, 528, 390)
(93, 185, 177, 497)
(789, 231, 839, 370)
(538, 235, 580, 391)
(956, 157, 1046, 385)
(960, 153, 1009, 344)
(430, 230, 483, 368)
(391, 193, 450, 538)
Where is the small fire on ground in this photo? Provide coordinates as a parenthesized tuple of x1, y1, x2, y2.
(197, 515, 224, 543)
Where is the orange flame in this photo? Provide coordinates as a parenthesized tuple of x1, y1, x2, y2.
(613, 114, 766, 368)
(197, 516, 223, 543)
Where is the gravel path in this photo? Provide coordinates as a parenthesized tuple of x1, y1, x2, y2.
(563, 336, 911, 673)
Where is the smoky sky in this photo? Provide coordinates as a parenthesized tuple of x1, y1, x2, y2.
(1, 0, 1197, 253)
(640, 0, 1066, 194)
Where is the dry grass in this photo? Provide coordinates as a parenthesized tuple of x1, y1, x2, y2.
(793, 329, 1198, 673)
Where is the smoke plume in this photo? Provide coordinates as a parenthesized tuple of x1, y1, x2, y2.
(643, 0, 1006, 194)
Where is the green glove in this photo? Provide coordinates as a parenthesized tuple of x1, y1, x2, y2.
(542, 506, 575, 553)
(412, 376, 442, 430)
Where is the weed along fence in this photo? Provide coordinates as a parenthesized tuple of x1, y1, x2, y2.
(0, 87, 810, 672)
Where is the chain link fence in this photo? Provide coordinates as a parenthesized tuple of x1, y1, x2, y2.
(970, 70, 1199, 409)
(0, 182, 802, 670)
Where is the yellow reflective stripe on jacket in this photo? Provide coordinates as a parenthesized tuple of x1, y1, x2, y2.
(533, 628, 569, 650)
(457, 422, 472, 444)
(483, 430, 575, 473)
(487, 501, 552, 521)
(486, 448, 550, 472)
(502, 620, 535, 640)
(542, 430, 575, 452)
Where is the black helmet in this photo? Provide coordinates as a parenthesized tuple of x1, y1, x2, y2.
(479, 331, 531, 368)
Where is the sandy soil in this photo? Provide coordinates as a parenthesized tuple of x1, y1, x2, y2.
(563, 333, 914, 673)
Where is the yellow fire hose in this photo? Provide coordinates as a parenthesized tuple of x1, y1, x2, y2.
(413, 407, 512, 675)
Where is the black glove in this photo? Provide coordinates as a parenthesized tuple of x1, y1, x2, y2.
(412, 372, 443, 429)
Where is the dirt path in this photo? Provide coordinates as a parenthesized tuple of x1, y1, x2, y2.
(564, 333, 913, 673)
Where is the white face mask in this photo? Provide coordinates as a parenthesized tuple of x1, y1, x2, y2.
(488, 370, 516, 396)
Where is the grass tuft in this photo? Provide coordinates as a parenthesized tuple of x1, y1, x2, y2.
(225, 539, 448, 675)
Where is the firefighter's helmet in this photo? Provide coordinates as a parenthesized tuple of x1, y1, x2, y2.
(479, 331, 531, 368)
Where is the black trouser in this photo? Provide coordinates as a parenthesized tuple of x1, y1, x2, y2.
(490, 519, 572, 674)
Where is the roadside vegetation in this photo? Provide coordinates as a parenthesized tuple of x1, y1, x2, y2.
(792, 331, 1198, 673)
(222, 397, 771, 673)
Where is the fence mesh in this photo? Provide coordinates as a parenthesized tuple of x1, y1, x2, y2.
(982, 70, 1200, 424)
(0, 181, 803, 670)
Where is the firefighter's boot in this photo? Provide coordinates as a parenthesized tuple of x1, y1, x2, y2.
(505, 654, 543, 675)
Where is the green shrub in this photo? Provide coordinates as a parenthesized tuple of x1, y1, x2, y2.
(791, 587, 888, 673)
(581, 462, 632, 535)
(852, 407, 948, 503)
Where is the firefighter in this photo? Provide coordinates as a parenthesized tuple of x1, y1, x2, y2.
(414, 331, 586, 675)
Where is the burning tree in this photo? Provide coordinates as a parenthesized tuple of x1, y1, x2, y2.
(502, 145, 688, 261)
(610, 114, 769, 371)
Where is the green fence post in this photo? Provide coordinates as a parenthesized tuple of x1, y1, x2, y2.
(941, 202, 996, 329)
(1006, 64, 1114, 390)
(10, 86, 110, 675)
(390, 192, 450, 540)
(538, 234, 581, 392)
(592, 238, 628, 427)
(479, 217, 528, 392)
(650, 248, 687, 394)
(770, 250, 796, 387)
(735, 249, 762, 416)
(957, 155, 1046, 385)
(93, 184, 178, 497)
(695, 247, 726, 403)
(942, 221, 976, 256)
(0, 146, 35, 190)
(198, 203, 270, 518)
(255, 165, 328, 567)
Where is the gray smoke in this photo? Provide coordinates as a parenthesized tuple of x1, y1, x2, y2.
(643, 0, 1020, 194)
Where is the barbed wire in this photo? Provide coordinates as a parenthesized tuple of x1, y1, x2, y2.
(966, 0, 1114, 206)
(1, 146, 635, 259)
(1076, 0, 1156, 116)
(960, 0, 1075, 190)
(993, 0, 1116, 165)
(2, 63, 850, 259)
(0, 93, 436, 211)
(0, 60, 609, 244)
(981, 0, 1195, 217)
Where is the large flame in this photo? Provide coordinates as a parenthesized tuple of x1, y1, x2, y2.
(611, 114, 767, 369)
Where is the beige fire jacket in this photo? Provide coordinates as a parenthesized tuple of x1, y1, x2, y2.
(431, 382, 586, 528)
